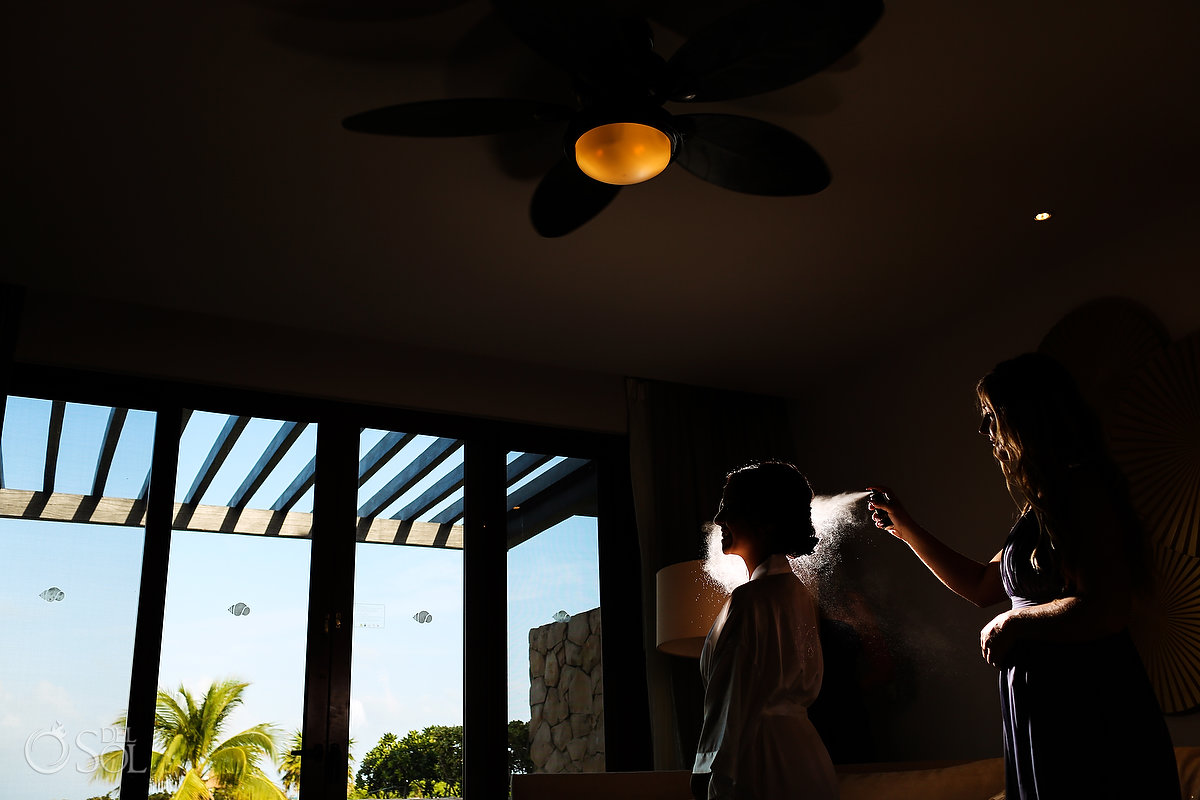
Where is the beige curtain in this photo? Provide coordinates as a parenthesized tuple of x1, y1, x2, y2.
(627, 377, 796, 770)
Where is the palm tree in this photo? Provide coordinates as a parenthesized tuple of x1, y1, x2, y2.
(91, 678, 286, 800)
(279, 731, 302, 797)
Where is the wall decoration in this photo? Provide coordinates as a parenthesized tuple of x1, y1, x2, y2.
(1111, 332, 1200, 555)
(1038, 297, 1169, 426)
(1043, 302, 1200, 715)
(1130, 543, 1200, 714)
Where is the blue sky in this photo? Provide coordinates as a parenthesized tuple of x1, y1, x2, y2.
(0, 398, 599, 800)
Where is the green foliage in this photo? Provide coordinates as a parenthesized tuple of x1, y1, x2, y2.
(279, 730, 303, 795)
(354, 720, 532, 797)
(83, 783, 166, 797)
(355, 726, 463, 798)
(507, 720, 533, 775)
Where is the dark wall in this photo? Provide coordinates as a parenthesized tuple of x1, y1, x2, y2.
(13, 289, 628, 433)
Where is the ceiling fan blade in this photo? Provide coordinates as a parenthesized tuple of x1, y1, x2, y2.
(674, 113, 830, 195)
(665, 0, 884, 102)
(490, 0, 661, 95)
(342, 98, 570, 137)
(530, 159, 620, 237)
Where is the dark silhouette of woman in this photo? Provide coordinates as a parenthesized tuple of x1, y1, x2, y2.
(692, 460, 837, 800)
(870, 353, 1178, 799)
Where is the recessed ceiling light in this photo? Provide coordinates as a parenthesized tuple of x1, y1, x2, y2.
(1034, 212, 1052, 221)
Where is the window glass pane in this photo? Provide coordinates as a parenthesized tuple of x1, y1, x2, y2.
(350, 429, 464, 799)
(1, 396, 52, 490)
(506, 452, 603, 777)
(0, 396, 154, 800)
(101, 411, 156, 500)
(157, 411, 314, 799)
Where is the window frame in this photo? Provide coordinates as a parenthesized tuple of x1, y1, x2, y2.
(4, 362, 650, 800)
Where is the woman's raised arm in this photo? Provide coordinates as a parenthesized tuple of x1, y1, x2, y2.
(868, 487, 1007, 608)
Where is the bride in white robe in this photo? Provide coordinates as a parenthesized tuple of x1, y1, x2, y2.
(692, 461, 839, 800)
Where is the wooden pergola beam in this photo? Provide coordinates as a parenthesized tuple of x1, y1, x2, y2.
(183, 414, 249, 505)
(358, 437, 461, 519)
(357, 516, 463, 548)
(394, 462, 463, 521)
(271, 455, 315, 512)
(358, 430, 415, 485)
(90, 407, 128, 497)
(0, 487, 463, 548)
(429, 499, 463, 525)
(228, 420, 307, 508)
(505, 452, 554, 488)
(507, 457, 590, 509)
(506, 460, 597, 550)
(424, 453, 556, 525)
(42, 400, 66, 493)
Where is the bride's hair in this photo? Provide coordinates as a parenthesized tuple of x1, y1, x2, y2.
(722, 460, 819, 558)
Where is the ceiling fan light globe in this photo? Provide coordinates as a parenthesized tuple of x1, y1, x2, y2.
(574, 122, 672, 185)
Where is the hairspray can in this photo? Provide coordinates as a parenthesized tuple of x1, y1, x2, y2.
(868, 490, 892, 528)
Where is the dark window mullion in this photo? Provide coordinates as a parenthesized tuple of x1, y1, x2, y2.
(596, 442, 652, 770)
(300, 418, 358, 800)
(182, 414, 249, 505)
(120, 406, 184, 800)
(463, 437, 508, 799)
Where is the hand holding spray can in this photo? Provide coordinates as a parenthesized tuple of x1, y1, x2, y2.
(868, 489, 893, 529)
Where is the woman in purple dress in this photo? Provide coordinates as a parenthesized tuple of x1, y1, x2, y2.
(870, 353, 1178, 799)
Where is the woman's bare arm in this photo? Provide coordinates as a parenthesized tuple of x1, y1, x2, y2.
(979, 482, 1135, 666)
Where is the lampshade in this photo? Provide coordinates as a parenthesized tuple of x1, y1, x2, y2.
(574, 122, 672, 185)
(656, 559, 729, 658)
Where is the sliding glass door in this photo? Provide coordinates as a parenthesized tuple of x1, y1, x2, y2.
(349, 429, 465, 799)
(506, 452, 603, 777)
(0, 369, 643, 799)
(157, 410, 316, 798)
(0, 397, 156, 800)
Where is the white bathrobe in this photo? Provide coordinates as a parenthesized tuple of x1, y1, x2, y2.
(693, 554, 838, 800)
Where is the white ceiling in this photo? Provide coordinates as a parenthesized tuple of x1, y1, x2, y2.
(7, 0, 1199, 398)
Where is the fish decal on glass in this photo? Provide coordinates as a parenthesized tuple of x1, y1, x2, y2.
(413, 610, 433, 624)
(39, 587, 65, 602)
(227, 602, 251, 617)
(552, 610, 570, 623)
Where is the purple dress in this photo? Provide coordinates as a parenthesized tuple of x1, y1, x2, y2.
(998, 511, 1179, 799)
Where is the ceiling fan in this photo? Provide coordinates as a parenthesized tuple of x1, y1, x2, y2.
(343, 0, 884, 237)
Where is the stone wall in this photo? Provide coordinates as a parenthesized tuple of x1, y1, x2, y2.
(527, 607, 604, 773)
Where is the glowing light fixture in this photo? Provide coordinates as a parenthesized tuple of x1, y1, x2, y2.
(574, 122, 672, 185)
(656, 560, 728, 658)
(1034, 211, 1052, 221)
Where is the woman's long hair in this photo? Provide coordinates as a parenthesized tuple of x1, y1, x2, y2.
(723, 460, 819, 558)
(977, 353, 1148, 587)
